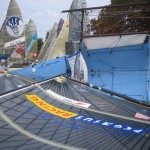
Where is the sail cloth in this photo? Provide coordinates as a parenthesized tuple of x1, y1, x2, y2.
(37, 30, 52, 61)
(10, 56, 67, 81)
(43, 24, 58, 61)
(84, 34, 147, 49)
(25, 32, 37, 57)
(38, 23, 58, 62)
(67, 52, 88, 82)
(25, 19, 38, 60)
(57, 18, 64, 37)
(69, 0, 88, 41)
(47, 17, 69, 60)
(0, 0, 25, 55)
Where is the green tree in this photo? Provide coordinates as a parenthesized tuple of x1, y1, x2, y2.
(37, 38, 43, 52)
(111, 0, 149, 4)
(90, 0, 150, 35)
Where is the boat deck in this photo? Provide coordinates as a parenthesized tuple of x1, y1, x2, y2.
(0, 76, 150, 150)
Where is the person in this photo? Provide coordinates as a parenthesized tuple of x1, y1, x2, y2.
(35, 59, 38, 65)
(0, 59, 7, 74)
(31, 60, 38, 72)
(31, 59, 38, 67)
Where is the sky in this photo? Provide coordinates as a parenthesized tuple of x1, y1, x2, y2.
(0, 0, 111, 40)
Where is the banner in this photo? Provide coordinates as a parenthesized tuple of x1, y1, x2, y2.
(26, 32, 37, 56)
(4, 37, 25, 48)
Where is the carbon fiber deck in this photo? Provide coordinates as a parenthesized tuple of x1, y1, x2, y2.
(0, 77, 150, 150)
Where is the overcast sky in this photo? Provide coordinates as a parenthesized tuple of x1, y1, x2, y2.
(0, 0, 110, 39)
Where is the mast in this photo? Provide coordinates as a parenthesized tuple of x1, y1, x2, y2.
(79, 10, 84, 51)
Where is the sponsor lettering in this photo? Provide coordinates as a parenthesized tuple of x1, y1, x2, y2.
(37, 61, 60, 70)
(24, 95, 148, 135)
(72, 115, 148, 134)
(4, 37, 25, 48)
(25, 94, 77, 119)
(25, 106, 132, 138)
(46, 89, 91, 108)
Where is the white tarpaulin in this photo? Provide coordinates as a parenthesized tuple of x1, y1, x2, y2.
(83, 34, 147, 50)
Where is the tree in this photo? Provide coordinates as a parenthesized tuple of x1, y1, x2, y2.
(37, 38, 43, 52)
(90, 0, 150, 35)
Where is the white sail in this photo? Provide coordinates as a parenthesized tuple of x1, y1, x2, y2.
(69, 0, 88, 42)
(68, 52, 88, 82)
(47, 17, 69, 60)
(0, 0, 25, 55)
(38, 23, 58, 61)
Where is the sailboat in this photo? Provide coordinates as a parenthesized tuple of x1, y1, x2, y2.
(0, 0, 25, 58)
(0, 1, 150, 150)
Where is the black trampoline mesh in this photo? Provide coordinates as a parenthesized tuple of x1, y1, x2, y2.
(0, 77, 150, 150)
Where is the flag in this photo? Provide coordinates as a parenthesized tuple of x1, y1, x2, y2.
(32, 52, 38, 58)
